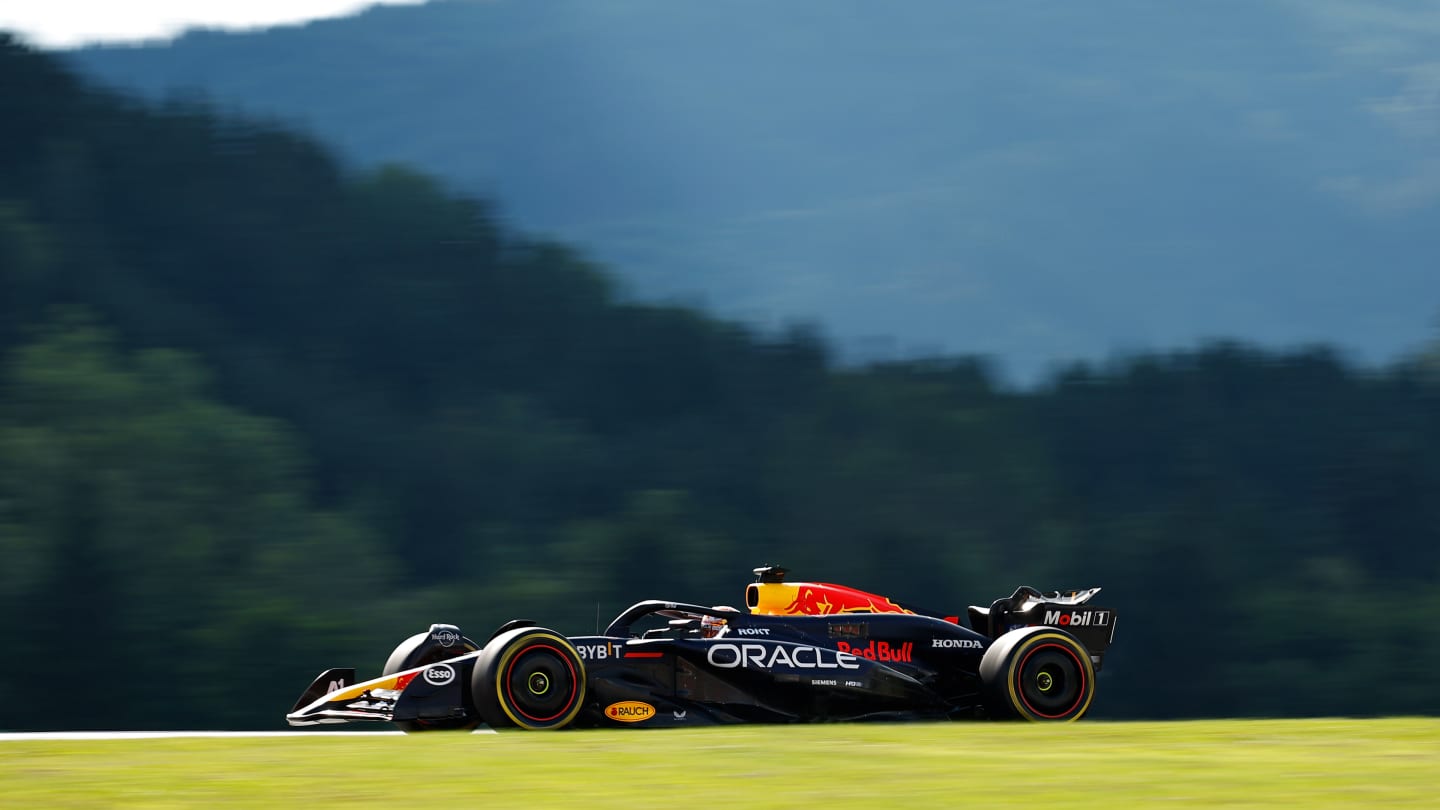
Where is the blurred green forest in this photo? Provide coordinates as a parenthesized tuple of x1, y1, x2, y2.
(2, 37, 1438, 729)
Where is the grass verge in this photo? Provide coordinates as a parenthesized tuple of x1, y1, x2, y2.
(2, 718, 1437, 808)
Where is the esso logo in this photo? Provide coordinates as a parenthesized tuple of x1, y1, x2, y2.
(422, 664, 455, 686)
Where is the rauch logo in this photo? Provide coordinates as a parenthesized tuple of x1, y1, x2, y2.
(606, 701, 656, 723)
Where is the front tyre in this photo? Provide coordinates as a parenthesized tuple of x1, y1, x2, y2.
(471, 628, 586, 730)
(381, 625, 480, 732)
(979, 626, 1096, 722)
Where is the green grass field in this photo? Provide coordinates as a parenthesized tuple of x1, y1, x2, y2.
(3, 719, 1436, 808)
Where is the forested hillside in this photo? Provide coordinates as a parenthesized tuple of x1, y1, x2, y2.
(2, 37, 1438, 729)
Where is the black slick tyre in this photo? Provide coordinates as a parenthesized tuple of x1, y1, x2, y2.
(979, 626, 1096, 721)
(470, 627, 586, 730)
(381, 628, 480, 732)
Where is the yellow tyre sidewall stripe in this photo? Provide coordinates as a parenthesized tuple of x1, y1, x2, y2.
(1005, 631, 1096, 722)
(494, 632, 587, 729)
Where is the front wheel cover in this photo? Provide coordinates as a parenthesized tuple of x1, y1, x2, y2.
(980, 628, 1096, 722)
(382, 629, 481, 732)
(472, 628, 586, 730)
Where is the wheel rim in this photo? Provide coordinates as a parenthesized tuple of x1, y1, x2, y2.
(503, 643, 580, 724)
(1036, 670, 1055, 692)
(1015, 642, 1087, 719)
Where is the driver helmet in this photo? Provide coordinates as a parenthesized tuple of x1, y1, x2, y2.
(700, 614, 728, 638)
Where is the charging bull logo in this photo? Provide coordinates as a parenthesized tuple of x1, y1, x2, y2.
(784, 586, 915, 616)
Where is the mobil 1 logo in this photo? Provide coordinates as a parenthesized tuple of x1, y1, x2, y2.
(1042, 609, 1112, 628)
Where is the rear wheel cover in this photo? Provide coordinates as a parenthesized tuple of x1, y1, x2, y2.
(1004, 632, 1095, 721)
(979, 627, 1097, 722)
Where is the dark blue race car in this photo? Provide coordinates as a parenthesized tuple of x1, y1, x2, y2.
(287, 566, 1117, 730)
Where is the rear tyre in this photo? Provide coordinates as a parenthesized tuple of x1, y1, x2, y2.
(381, 627, 481, 732)
(471, 627, 586, 730)
(979, 626, 1096, 722)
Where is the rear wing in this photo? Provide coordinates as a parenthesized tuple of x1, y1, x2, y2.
(968, 586, 1117, 670)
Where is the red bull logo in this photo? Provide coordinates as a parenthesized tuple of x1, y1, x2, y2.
(835, 640, 914, 663)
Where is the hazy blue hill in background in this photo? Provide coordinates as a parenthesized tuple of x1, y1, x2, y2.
(64, 0, 1440, 381)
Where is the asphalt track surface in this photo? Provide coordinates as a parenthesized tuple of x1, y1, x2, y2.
(0, 729, 496, 740)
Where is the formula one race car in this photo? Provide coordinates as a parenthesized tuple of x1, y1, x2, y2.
(286, 566, 1117, 730)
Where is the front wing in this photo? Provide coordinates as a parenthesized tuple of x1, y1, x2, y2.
(286, 658, 475, 726)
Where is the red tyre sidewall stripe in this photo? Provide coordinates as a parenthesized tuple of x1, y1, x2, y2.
(1015, 641, 1087, 720)
(503, 642, 580, 724)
